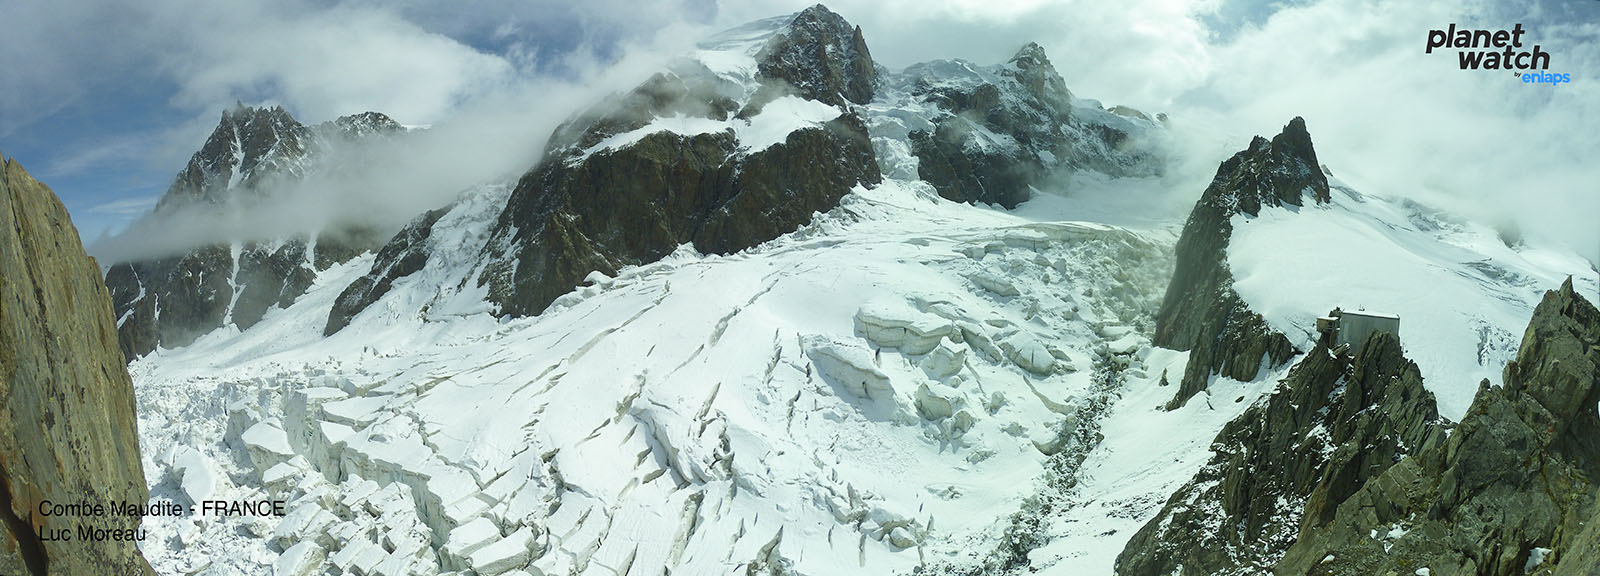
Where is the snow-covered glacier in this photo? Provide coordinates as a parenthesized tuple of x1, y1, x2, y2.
(130, 175, 1232, 575)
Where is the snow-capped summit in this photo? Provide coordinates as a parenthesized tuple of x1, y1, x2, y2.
(156, 105, 407, 214)
(471, 5, 888, 319)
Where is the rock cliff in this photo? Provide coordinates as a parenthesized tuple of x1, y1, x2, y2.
(0, 156, 154, 575)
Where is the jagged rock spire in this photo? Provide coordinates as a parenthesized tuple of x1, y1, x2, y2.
(756, 4, 877, 106)
(1004, 42, 1072, 110)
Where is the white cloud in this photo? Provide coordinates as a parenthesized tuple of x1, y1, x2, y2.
(153, 1, 514, 126)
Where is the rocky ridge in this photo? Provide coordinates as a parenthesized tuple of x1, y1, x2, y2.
(331, 5, 1168, 329)
(0, 156, 154, 576)
(1151, 117, 1327, 409)
(325, 206, 451, 335)
(1279, 278, 1600, 576)
(1119, 272, 1600, 575)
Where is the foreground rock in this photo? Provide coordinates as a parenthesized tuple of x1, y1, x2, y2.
(1280, 278, 1600, 576)
(0, 156, 154, 575)
(1151, 117, 1327, 409)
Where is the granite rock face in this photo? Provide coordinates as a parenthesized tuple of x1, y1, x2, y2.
(105, 105, 396, 360)
(0, 157, 154, 576)
(1152, 117, 1328, 409)
(477, 4, 882, 318)
(1279, 278, 1600, 576)
(1117, 332, 1445, 575)
(901, 43, 1162, 208)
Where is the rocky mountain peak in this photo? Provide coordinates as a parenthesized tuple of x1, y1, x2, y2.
(157, 104, 313, 211)
(1210, 116, 1330, 216)
(322, 111, 405, 141)
(105, 103, 403, 359)
(1009, 42, 1050, 68)
(756, 3, 876, 106)
(1150, 119, 1316, 409)
(1003, 42, 1072, 109)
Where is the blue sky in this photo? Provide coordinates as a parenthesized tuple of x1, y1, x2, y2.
(2, 0, 1597, 263)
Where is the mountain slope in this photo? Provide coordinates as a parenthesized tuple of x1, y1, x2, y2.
(1117, 332, 1446, 575)
(1, 156, 154, 576)
(129, 180, 1176, 576)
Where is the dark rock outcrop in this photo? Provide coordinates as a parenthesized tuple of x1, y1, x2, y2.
(477, 5, 882, 318)
(1152, 117, 1329, 409)
(1278, 278, 1600, 576)
(325, 205, 450, 335)
(0, 156, 154, 576)
(902, 43, 1161, 208)
(106, 106, 396, 360)
(1117, 332, 1445, 575)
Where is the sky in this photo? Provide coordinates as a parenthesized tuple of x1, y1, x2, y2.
(0, 0, 1596, 266)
